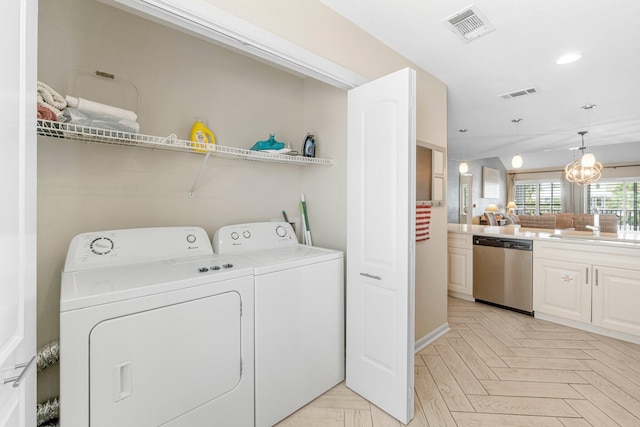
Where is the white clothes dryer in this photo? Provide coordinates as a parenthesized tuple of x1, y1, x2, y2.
(59, 227, 254, 427)
(214, 222, 344, 427)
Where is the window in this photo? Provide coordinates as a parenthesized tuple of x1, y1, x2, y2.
(586, 180, 640, 230)
(514, 180, 562, 215)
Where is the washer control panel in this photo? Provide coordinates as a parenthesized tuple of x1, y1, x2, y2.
(64, 227, 213, 272)
(214, 222, 297, 254)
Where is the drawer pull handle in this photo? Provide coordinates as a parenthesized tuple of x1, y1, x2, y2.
(360, 273, 381, 280)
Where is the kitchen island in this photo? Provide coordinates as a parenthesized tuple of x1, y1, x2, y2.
(448, 223, 640, 344)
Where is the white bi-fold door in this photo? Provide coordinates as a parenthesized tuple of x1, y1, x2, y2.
(346, 67, 416, 425)
(0, 0, 37, 425)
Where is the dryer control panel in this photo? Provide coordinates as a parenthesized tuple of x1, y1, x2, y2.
(214, 222, 296, 254)
(64, 227, 213, 272)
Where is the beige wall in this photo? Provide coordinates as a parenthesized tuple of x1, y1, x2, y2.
(36, 0, 447, 401)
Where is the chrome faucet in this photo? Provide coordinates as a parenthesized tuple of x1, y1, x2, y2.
(586, 225, 600, 237)
(587, 207, 600, 236)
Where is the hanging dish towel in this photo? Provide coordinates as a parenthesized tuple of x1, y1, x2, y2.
(416, 204, 431, 242)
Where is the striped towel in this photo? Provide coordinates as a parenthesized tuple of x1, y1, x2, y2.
(416, 204, 431, 242)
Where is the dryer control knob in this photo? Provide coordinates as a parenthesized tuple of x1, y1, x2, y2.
(275, 225, 287, 237)
(243, 231, 251, 239)
(231, 232, 239, 240)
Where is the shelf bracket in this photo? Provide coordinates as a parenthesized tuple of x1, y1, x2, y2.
(188, 152, 211, 198)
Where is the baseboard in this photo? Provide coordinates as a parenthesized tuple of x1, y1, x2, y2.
(414, 323, 450, 353)
(447, 290, 475, 302)
(535, 312, 640, 345)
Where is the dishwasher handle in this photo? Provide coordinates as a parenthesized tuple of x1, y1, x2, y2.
(473, 235, 533, 251)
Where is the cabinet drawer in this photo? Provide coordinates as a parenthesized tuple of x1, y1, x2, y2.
(448, 232, 471, 250)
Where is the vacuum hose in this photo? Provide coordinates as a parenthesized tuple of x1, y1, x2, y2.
(36, 340, 61, 426)
(37, 340, 60, 373)
(37, 397, 59, 426)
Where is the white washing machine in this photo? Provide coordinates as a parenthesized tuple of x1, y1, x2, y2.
(214, 222, 344, 427)
(59, 227, 254, 427)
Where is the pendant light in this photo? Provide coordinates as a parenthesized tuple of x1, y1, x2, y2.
(459, 161, 469, 174)
(564, 131, 602, 185)
(458, 128, 469, 174)
(511, 154, 523, 169)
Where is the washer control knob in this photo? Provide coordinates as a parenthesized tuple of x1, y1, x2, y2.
(186, 234, 197, 244)
(223, 263, 233, 269)
(243, 231, 251, 239)
(276, 225, 287, 237)
(198, 267, 209, 273)
(90, 237, 114, 255)
(211, 265, 221, 271)
(231, 232, 239, 240)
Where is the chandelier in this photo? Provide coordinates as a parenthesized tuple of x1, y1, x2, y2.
(564, 131, 602, 185)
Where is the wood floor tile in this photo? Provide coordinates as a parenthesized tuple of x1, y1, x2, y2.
(466, 395, 578, 417)
(510, 347, 593, 359)
(434, 343, 487, 395)
(414, 366, 457, 427)
(282, 297, 640, 426)
(345, 409, 373, 427)
(517, 339, 596, 349)
(565, 399, 618, 426)
(575, 371, 640, 419)
(451, 412, 565, 426)
(480, 380, 583, 399)
(446, 337, 500, 381)
(457, 329, 508, 368)
(423, 355, 475, 412)
(491, 368, 589, 384)
(571, 384, 640, 426)
(501, 356, 589, 370)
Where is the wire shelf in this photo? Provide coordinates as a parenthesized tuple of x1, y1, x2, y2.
(36, 120, 334, 166)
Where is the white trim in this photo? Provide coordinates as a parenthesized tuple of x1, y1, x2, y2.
(535, 312, 640, 345)
(447, 290, 474, 302)
(99, 0, 368, 90)
(414, 323, 450, 353)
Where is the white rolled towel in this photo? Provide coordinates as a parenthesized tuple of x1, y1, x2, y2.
(37, 81, 67, 119)
(65, 95, 137, 121)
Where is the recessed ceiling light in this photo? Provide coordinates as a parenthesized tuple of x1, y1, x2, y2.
(511, 118, 523, 123)
(459, 128, 468, 133)
(581, 104, 597, 110)
(556, 52, 582, 65)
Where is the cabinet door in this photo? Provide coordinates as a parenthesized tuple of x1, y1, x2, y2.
(448, 247, 472, 296)
(533, 259, 591, 322)
(592, 266, 640, 336)
(346, 68, 415, 425)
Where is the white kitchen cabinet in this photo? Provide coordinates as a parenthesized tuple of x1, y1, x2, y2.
(533, 258, 591, 323)
(592, 266, 640, 336)
(533, 240, 640, 340)
(447, 232, 473, 300)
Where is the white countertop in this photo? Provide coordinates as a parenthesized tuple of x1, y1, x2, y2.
(448, 223, 640, 248)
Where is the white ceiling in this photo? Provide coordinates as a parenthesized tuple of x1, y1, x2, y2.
(320, 0, 640, 169)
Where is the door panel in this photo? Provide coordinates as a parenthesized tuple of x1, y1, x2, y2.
(593, 266, 640, 336)
(1, 0, 37, 424)
(346, 68, 415, 425)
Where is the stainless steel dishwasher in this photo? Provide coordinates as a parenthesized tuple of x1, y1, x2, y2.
(473, 235, 534, 315)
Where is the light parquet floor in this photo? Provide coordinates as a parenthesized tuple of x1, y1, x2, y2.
(276, 296, 640, 426)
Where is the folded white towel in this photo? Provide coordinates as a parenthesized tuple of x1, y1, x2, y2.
(65, 95, 137, 121)
(37, 81, 67, 119)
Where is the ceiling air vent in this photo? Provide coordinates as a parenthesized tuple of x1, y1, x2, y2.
(443, 5, 495, 42)
(498, 87, 538, 99)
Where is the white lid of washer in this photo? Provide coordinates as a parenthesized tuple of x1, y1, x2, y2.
(237, 245, 343, 275)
